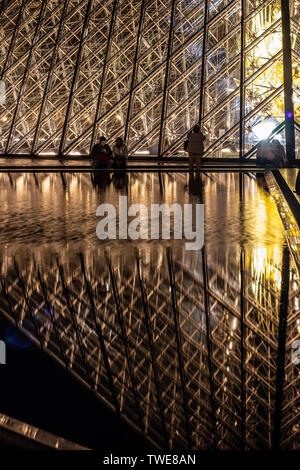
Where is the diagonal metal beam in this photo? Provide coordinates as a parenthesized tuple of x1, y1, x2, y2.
(201, 248, 217, 449)
(57, 260, 94, 390)
(0, 0, 9, 21)
(5, 0, 47, 154)
(239, 0, 245, 159)
(106, 253, 144, 434)
(199, 0, 208, 124)
(0, 278, 19, 327)
(36, 262, 69, 371)
(166, 248, 192, 448)
(79, 253, 120, 418)
(59, 0, 93, 155)
(272, 244, 290, 450)
(281, 0, 296, 162)
(31, 0, 70, 154)
(14, 260, 44, 350)
(89, 0, 119, 154)
(136, 253, 169, 448)
(124, 0, 146, 143)
(240, 247, 246, 449)
(157, 0, 176, 158)
(0, 0, 26, 81)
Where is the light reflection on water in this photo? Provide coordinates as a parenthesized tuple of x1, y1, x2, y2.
(0, 172, 284, 252)
(0, 171, 286, 322)
(0, 171, 286, 313)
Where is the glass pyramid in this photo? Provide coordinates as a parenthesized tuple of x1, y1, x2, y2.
(0, 0, 299, 158)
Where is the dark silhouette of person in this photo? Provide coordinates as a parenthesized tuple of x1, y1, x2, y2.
(112, 171, 128, 190)
(91, 170, 111, 190)
(91, 136, 112, 169)
(188, 172, 203, 201)
(186, 125, 206, 171)
(112, 137, 128, 169)
(256, 138, 287, 168)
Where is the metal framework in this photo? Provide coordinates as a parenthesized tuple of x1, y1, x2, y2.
(0, 0, 299, 159)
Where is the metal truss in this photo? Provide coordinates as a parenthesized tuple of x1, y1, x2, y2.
(0, 0, 299, 159)
(0, 235, 299, 449)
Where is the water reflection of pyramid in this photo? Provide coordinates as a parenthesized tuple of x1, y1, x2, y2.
(0, 0, 299, 158)
(1, 241, 299, 450)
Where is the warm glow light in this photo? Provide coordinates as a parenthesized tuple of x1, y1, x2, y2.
(247, 6, 299, 133)
(16, 175, 24, 192)
(250, 246, 282, 302)
(42, 176, 50, 192)
(245, 4, 300, 138)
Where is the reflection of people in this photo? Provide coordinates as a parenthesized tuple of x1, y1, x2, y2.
(256, 139, 287, 168)
(91, 170, 111, 189)
(256, 173, 269, 192)
(188, 172, 203, 202)
(295, 170, 300, 195)
(91, 136, 112, 168)
(186, 125, 206, 171)
(112, 171, 128, 190)
(112, 137, 128, 169)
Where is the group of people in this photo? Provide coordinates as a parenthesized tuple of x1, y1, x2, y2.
(91, 126, 289, 171)
(185, 126, 290, 169)
(256, 138, 288, 168)
(91, 126, 207, 171)
(91, 136, 128, 169)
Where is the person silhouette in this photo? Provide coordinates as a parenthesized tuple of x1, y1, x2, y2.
(91, 170, 111, 190)
(91, 136, 112, 169)
(295, 170, 300, 195)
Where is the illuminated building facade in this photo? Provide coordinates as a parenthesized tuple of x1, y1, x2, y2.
(0, 0, 299, 159)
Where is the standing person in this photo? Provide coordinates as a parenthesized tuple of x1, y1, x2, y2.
(270, 139, 288, 167)
(186, 125, 206, 171)
(256, 138, 287, 168)
(91, 136, 112, 168)
(112, 137, 128, 169)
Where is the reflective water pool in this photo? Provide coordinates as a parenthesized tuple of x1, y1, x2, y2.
(0, 171, 284, 251)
